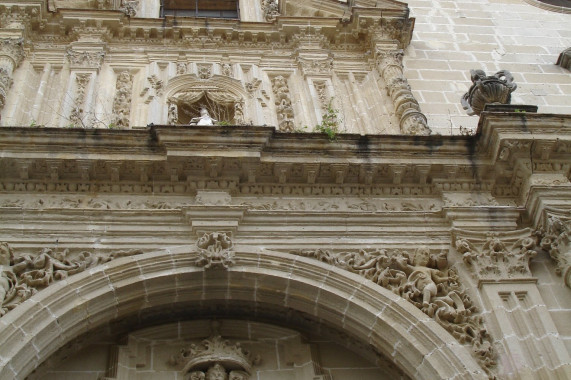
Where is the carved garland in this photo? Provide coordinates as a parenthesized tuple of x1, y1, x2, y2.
(289, 246, 497, 377)
(111, 71, 133, 128)
(0, 242, 143, 317)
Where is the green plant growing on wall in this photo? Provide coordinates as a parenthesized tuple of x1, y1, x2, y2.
(314, 99, 341, 141)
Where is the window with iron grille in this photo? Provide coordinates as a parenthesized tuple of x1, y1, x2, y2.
(161, 0, 239, 19)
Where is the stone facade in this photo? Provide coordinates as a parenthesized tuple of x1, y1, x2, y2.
(0, 0, 570, 379)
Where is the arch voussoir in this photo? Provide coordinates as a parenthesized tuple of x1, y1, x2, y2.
(0, 247, 486, 380)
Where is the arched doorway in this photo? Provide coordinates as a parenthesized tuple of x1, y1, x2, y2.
(0, 246, 486, 379)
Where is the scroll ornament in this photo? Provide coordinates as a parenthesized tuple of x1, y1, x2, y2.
(0, 242, 143, 317)
(290, 246, 496, 376)
(461, 70, 517, 116)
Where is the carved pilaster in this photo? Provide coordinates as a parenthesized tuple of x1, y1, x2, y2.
(271, 75, 295, 132)
(375, 49, 430, 136)
(537, 212, 571, 288)
(111, 71, 133, 128)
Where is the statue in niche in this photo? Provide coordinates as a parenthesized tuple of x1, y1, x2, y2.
(190, 107, 217, 126)
(168, 103, 178, 125)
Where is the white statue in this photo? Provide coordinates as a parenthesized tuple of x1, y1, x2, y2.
(190, 107, 217, 126)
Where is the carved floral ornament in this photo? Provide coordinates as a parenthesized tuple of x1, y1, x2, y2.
(536, 211, 571, 288)
(452, 229, 537, 281)
(66, 48, 105, 70)
(0, 242, 143, 317)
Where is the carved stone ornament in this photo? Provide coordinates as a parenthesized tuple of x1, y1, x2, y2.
(289, 246, 497, 376)
(169, 322, 259, 379)
(271, 75, 295, 132)
(0, 38, 25, 68)
(297, 56, 333, 76)
(119, 0, 139, 17)
(111, 71, 133, 128)
(195, 232, 235, 269)
(461, 69, 517, 116)
(261, 0, 279, 22)
(0, 67, 13, 109)
(537, 213, 571, 288)
(453, 230, 537, 281)
(0, 242, 143, 317)
(66, 48, 105, 70)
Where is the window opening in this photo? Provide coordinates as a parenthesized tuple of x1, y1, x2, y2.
(161, 0, 240, 19)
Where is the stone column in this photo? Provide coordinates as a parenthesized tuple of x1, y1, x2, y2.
(374, 49, 430, 136)
(0, 38, 24, 118)
(452, 228, 571, 379)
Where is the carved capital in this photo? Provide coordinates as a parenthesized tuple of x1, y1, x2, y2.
(375, 49, 404, 79)
(66, 48, 105, 70)
(453, 229, 537, 281)
(0, 38, 25, 69)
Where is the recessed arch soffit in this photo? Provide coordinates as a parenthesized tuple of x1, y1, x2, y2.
(165, 74, 248, 104)
(0, 237, 488, 379)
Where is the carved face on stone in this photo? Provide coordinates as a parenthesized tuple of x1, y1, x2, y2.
(206, 363, 227, 380)
(228, 370, 248, 380)
(189, 371, 205, 380)
(413, 247, 430, 267)
(0, 242, 12, 266)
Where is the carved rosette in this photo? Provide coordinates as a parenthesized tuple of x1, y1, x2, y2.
(195, 232, 235, 269)
(169, 322, 259, 379)
(453, 229, 537, 281)
(537, 213, 571, 288)
(375, 50, 430, 136)
(0, 242, 143, 317)
(289, 246, 497, 376)
(111, 71, 133, 128)
(461, 69, 517, 116)
(0, 38, 24, 112)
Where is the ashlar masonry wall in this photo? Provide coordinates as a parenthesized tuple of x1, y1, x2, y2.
(404, 0, 571, 135)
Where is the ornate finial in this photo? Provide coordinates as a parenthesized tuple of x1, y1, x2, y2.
(461, 70, 517, 116)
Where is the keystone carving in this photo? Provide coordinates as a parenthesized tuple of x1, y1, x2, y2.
(453, 229, 537, 281)
(375, 50, 430, 136)
(0, 242, 143, 317)
(461, 70, 517, 116)
(537, 213, 571, 288)
(195, 232, 235, 269)
(290, 246, 496, 375)
(169, 322, 259, 378)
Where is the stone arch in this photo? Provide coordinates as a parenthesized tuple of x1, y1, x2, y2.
(165, 74, 249, 124)
(0, 246, 486, 379)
